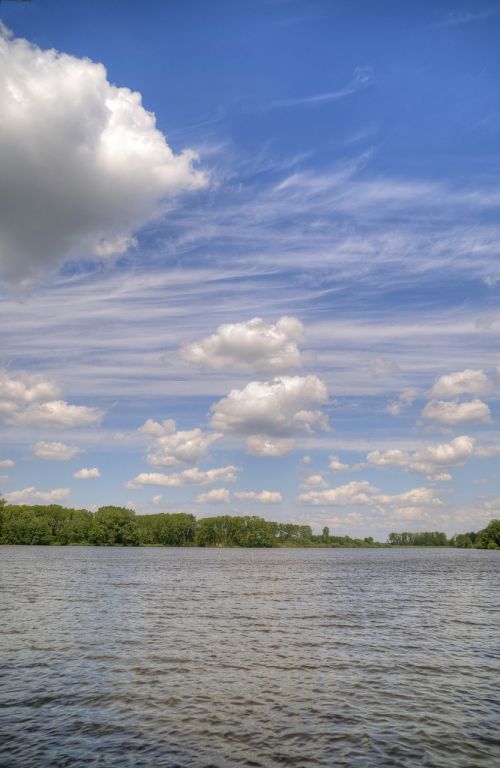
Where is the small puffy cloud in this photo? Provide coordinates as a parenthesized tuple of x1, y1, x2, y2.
(34, 441, 81, 461)
(422, 399, 492, 427)
(196, 488, 231, 504)
(299, 481, 378, 506)
(152, 494, 163, 505)
(138, 418, 176, 436)
(0, 371, 103, 428)
(181, 316, 304, 374)
(9, 400, 103, 428)
(302, 474, 327, 488)
(387, 389, 419, 416)
(0, 458, 14, 468)
(301, 455, 312, 464)
(376, 487, 442, 507)
(4, 486, 70, 503)
(234, 490, 283, 504)
(367, 435, 476, 480)
(0, 27, 206, 281)
(0, 371, 59, 403)
(210, 375, 328, 436)
(73, 467, 101, 479)
(430, 369, 493, 398)
(127, 465, 238, 489)
(328, 455, 349, 471)
(141, 420, 222, 467)
(367, 449, 408, 467)
(371, 358, 400, 378)
(245, 435, 296, 456)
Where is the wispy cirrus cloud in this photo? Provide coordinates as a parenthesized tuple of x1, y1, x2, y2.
(270, 66, 374, 108)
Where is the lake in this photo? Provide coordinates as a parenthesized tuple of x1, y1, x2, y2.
(0, 546, 498, 767)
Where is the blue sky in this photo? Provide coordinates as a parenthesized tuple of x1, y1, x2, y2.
(0, 0, 499, 536)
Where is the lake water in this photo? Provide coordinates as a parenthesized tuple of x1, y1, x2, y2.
(0, 546, 498, 767)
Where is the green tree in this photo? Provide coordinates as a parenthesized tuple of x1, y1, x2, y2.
(90, 506, 139, 546)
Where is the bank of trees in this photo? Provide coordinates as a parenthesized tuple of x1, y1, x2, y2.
(387, 531, 448, 547)
(0, 499, 498, 548)
(0, 501, 379, 547)
(387, 521, 500, 549)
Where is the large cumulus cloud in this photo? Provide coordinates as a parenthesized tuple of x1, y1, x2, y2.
(0, 25, 206, 281)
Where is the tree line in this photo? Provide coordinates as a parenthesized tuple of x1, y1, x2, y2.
(0, 500, 498, 549)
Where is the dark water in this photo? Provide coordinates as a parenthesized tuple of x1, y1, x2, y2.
(0, 547, 499, 768)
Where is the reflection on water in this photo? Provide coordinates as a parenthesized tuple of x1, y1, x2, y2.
(0, 546, 499, 767)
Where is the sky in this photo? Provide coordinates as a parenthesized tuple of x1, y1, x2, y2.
(0, 0, 499, 538)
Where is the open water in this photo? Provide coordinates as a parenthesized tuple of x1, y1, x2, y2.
(0, 546, 498, 767)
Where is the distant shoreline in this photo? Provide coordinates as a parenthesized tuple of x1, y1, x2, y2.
(1, 502, 498, 549)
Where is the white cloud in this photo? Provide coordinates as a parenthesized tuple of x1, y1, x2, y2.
(0, 459, 14, 468)
(34, 441, 81, 461)
(302, 474, 327, 488)
(328, 455, 349, 471)
(0, 371, 103, 428)
(4, 486, 70, 503)
(152, 494, 163, 505)
(9, 400, 103, 428)
(196, 488, 231, 504)
(139, 419, 222, 467)
(421, 399, 492, 427)
(387, 389, 419, 416)
(127, 465, 238, 489)
(245, 435, 296, 456)
(299, 480, 378, 506)
(181, 316, 304, 374)
(430, 369, 493, 398)
(0, 371, 60, 403)
(138, 418, 176, 436)
(73, 467, 101, 479)
(210, 375, 328, 435)
(367, 435, 476, 480)
(299, 481, 441, 508)
(0, 26, 206, 281)
(234, 490, 283, 504)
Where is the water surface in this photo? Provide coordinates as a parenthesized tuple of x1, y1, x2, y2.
(0, 546, 499, 767)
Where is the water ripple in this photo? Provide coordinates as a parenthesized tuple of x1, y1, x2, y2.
(0, 546, 499, 767)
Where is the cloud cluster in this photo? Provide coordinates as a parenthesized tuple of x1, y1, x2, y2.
(328, 456, 349, 471)
(298, 480, 440, 508)
(127, 465, 238, 489)
(0, 371, 103, 428)
(210, 375, 328, 436)
(0, 26, 206, 281)
(421, 399, 491, 427)
(74, 467, 101, 479)
(367, 435, 476, 480)
(34, 441, 81, 461)
(234, 490, 283, 504)
(196, 488, 231, 504)
(430, 369, 493, 398)
(139, 418, 221, 467)
(182, 316, 304, 374)
(0, 459, 14, 468)
(4, 486, 70, 503)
